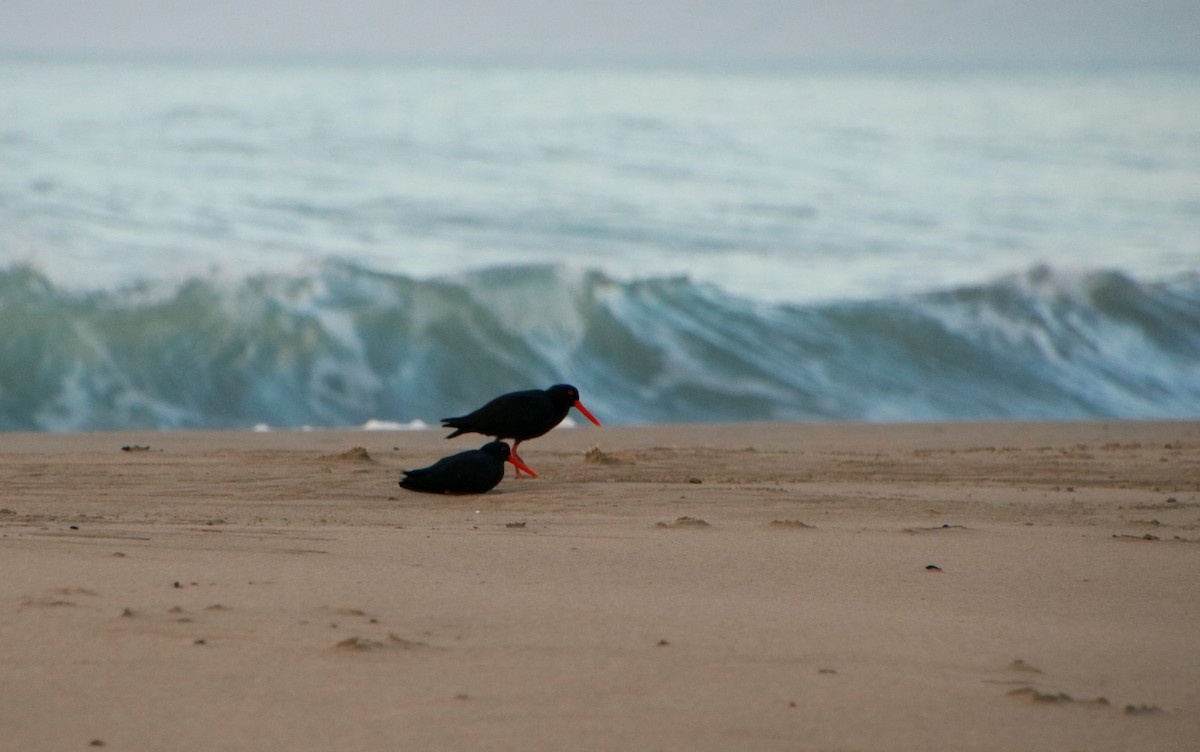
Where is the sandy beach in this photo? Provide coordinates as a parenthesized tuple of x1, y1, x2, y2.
(2, 420, 1198, 751)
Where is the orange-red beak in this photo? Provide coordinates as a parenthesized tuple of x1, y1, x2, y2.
(507, 454, 538, 478)
(573, 400, 602, 427)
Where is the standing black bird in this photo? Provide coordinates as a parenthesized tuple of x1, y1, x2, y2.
(399, 441, 536, 495)
(441, 384, 601, 476)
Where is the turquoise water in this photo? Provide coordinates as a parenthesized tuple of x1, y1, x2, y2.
(2, 60, 1198, 429)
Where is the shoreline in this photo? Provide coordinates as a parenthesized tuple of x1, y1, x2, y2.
(3, 420, 1198, 750)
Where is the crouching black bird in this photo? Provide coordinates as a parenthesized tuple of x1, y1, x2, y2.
(399, 441, 536, 495)
(441, 384, 601, 476)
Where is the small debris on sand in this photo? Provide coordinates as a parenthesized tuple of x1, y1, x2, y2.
(1007, 687, 1108, 707)
(769, 519, 813, 529)
(334, 636, 382, 651)
(334, 634, 429, 652)
(656, 516, 711, 529)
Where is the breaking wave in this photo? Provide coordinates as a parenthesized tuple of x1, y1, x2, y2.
(2, 261, 1197, 431)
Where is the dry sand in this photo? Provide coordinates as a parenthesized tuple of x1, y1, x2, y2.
(2, 420, 1198, 751)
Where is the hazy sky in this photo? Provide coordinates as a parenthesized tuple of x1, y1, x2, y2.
(1, 0, 1198, 65)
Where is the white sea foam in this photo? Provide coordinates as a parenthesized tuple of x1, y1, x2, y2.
(2, 62, 1197, 304)
(361, 419, 430, 431)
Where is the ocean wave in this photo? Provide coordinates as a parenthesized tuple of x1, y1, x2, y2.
(1, 261, 1197, 431)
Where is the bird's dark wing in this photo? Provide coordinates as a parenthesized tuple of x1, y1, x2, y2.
(441, 390, 542, 438)
(399, 449, 505, 494)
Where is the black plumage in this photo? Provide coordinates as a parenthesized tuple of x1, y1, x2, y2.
(398, 441, 535, 495)
(441, 384, 601, 475)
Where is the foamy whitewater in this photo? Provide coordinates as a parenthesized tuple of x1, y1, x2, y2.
(2, 59, 1198, 430)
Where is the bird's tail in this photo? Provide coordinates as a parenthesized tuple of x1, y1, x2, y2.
(440, 418, 466, 439)
(399, 473, 439, 493)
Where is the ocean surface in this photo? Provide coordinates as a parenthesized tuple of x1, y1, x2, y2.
(2, 58, 1198, 431)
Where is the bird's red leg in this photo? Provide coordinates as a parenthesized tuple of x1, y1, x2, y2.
(511, 441, 528, 478)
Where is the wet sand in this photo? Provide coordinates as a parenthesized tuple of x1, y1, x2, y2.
(2, 421, 1198, 751)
